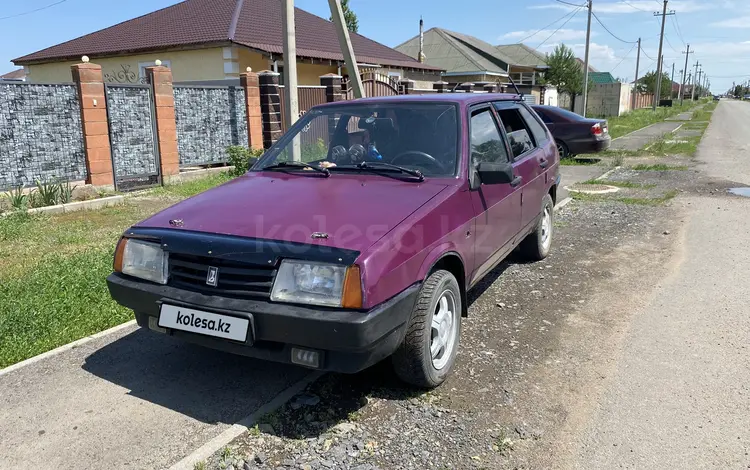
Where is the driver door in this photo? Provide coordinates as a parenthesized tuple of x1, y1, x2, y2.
(468, 105, 522, 284)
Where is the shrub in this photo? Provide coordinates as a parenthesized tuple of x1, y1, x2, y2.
(226, 146, 264, 177)
(3, 186, 28, 211)
(34, 179, 59, 207)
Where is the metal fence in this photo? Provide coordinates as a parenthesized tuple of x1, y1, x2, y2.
(104, 84, 160, 191)
(278, 85, 328, 132)
(173, 85, 248, 166)
(0, 82, 86, 190)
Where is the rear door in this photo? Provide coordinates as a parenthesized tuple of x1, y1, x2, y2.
(493, 102, 551, 230)
(468, 105, 522, 283)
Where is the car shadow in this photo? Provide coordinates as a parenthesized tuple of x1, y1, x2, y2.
(81, 328, 309, 425)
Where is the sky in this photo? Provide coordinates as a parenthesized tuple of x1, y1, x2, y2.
(1, 0, 748, 92)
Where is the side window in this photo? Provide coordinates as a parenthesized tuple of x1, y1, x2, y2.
(536, 109, 553, 124)
(495, 106, 535, 160)
(470, 109, 509, 167)
(519, 106, 549, 146)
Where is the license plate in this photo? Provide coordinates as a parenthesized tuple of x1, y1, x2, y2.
(158, 304, 250, 342)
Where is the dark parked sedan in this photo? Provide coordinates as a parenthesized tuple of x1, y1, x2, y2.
(531, 105, 611, 158)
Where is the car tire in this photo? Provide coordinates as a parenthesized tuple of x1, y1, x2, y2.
(519, 193, 554, 261)
(392, 270, 462, 389)
(556, 140, 570, 159)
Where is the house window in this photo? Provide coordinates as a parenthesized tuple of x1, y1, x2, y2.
(138, 60, 171, 83)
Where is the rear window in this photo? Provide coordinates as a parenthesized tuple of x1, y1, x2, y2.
(541, 107, 586, 121)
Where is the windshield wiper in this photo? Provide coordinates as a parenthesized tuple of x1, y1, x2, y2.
(338, 161, 424, 181)
(261, 161, 330, 177)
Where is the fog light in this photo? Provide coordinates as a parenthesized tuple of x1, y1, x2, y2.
(148, 316, 167, 334)
(291, 348, 320, 368)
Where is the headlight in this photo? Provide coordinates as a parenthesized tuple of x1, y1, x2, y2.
(114, 238, 168, 285)
(270, 260, 362, 308)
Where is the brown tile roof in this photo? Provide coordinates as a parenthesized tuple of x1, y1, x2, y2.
(13, 0, 439, 71)
(0, 68, 26, 79)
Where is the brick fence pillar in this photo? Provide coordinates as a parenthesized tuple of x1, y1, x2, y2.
(433, 81, 448, 93)
(398, 79, 415, 95)
(70, 62, 113, 186)
(483, 83, 498, 93)
(459, 82, 474, 93)
(321, 74, 343, 141)
(240, 68, 263, 151)
(258, 71, 282, 149)
(146, 65, 179, 178)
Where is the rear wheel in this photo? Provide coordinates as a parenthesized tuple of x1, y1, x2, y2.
(519, 194, 554, 261)
(556, 140, 570, 159)
(392, 270, 462, 389)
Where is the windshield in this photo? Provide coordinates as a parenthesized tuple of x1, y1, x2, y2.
(254, 103, 459, 177)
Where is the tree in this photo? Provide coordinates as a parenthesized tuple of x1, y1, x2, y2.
(329, 0, 359, 33)
(545, 44, 590, 111)
(637, 71, 672, 99)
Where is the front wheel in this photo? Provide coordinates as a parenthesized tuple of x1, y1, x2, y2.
(519, 194, 554, 261)
(556, 141, 570, 159)
(392, 270, 462, 389)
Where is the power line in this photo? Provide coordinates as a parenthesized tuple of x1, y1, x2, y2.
(671, 14, 686, 46)
(622, 0, 649, 12)
(554, 0, 587, 7)
(612, 43, 638, 73)
(592, 11, 638, 44)
(664, 34, 680, 54)
(513, 5, 585, 68)
(516, 4, 585, 43)
(641, 49, 656, 61)
(0, 0, 67, 21)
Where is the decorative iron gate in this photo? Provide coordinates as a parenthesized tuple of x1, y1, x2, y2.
(344, 72, 400, 99)
(104, 83, 161, 191)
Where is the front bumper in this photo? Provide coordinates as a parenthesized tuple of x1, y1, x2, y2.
(107, 273, 419, 373)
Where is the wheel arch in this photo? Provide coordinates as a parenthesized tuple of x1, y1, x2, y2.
(420, 250, 468, 317)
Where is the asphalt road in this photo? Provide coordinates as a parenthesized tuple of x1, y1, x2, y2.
(574, 99, 750, 468)
(0, 326, 310, 469)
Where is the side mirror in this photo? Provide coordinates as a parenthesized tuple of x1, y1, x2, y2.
(476, 161, 514, 185)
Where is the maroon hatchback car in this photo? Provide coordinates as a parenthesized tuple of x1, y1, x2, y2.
(107, 94, 560, 388)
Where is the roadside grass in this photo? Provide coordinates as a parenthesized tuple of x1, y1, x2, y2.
(0, 199, 178, 367)
(147, 171, 234, 198)
(571, 188, 678, 206)
(631, 163, 689, 171)
(560, 157, 601, 166)
(581, 179, 657, 189)
(605, 101, 698, 139)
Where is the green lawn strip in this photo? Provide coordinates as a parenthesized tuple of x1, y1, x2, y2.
(147, 171, 234, 198)
(606, 101, 699, 139)
(631, 163, 689, 171)
(571, 189, 678, 206)
(0, 248, 133, 368)
(580, 179, 656, 189)
(560, 158, 601, 166)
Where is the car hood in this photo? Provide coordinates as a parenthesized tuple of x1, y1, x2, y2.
(138, 172, 449, 252)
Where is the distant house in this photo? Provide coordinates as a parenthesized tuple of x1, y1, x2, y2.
(12, 0, 441, 86)
(395, 27, 548, 103)
(0, 68, 26, 82)
(589, 72, 618, 84)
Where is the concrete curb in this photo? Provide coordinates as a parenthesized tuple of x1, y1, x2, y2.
(0, 320, 137, 377)
(169, 371, 325, 470)
(1, 195, 125, 217)
(596, 167, 620, 181)
(555, 197, 573, 211)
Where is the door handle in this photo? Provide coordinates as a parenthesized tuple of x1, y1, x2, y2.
(539, 158, 548, 169)
(510, 176, 523, 188)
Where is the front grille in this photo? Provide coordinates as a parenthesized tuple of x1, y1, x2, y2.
(168, 253, 277, 299)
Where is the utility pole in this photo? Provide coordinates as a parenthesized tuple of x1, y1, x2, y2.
(691, 60, 700, 101)
(680, 44, 692, 105)
(653, 0, 675, 110)
(677, 70, 684, 102)
(696, 67, 703, 98)
(582, 0, 593, 117)
(670, 62, 675, 99)
(328, 0, 364, 98)
(632, 37, 641, 110)
(281, 0, 300, 160)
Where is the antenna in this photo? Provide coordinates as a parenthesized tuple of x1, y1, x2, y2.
(507, 73, 522, 96)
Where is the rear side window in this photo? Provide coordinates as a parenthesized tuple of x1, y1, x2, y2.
(519, 106, 549, 146)
(495, 106, 535, 160)
(469, 109, 509, 166)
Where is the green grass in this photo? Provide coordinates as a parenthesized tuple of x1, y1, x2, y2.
(572, 189, 678, 206)
(560, 157, 601, 166)
(148, 171, 234, 198)
(0, 248, 133, 367)
(605, 101, 699, 139)
(581, 179, 656, 189)
(631, 164, 689, 171)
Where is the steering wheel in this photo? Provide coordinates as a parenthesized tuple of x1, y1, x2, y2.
(391, 151, 444, 172)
